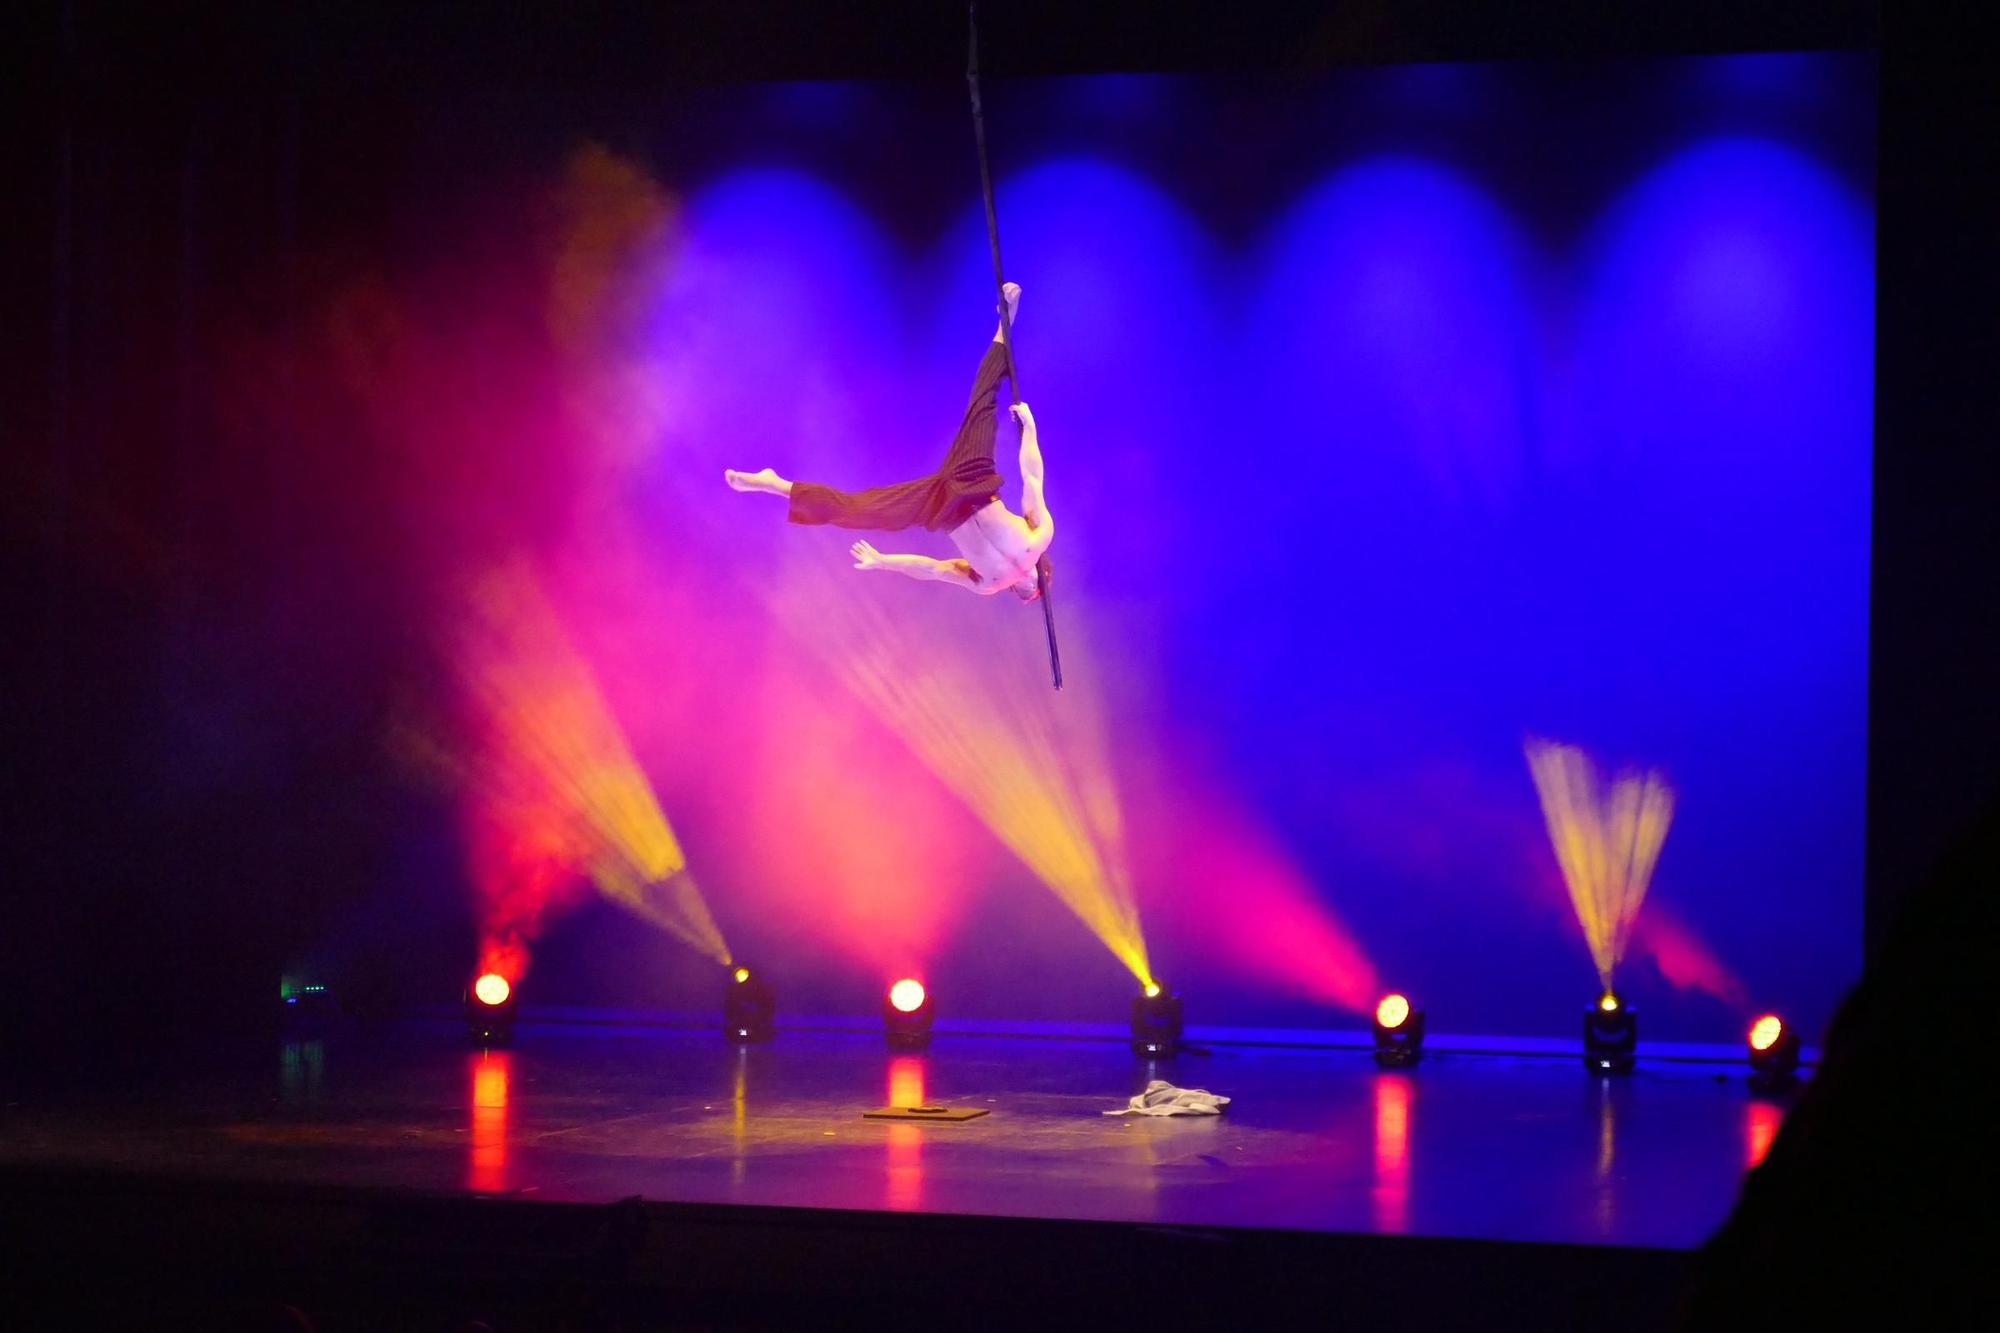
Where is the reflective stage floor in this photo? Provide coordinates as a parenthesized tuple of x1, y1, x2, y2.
(0, 1020, 1791, 1251)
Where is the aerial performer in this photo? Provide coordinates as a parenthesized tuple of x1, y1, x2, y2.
(724, 282, 1053, 602)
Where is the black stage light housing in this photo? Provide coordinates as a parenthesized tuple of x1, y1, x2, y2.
(883, 978, 935, 1051)
(1130, 984, 1183, 1058)
(280, 980, 337, 1037)
(1747, 1014, 1801, 1091)
(724, 965, 776, 1043)
(1372, 993, 1425, 1068)
(1583, 992, 1636, 1074)
(466, 972, 517, 1047)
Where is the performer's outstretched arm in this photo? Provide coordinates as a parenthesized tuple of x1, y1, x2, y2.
(1013, 402, 1050, 533)
(850, 541, 980, 592)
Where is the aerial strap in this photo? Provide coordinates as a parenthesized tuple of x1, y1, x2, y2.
(968, 2, 1063, 690)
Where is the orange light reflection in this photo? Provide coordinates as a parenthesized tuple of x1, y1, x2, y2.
(1371, 1075, 1412, 1233)
(469, 1050, 513, 1193)
(1745, 1097, 1784, 1170)
(884, 1055, 927, 1212)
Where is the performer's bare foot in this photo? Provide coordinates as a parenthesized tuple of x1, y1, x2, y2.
(725, 467, 790, 496)
(994, 281, 1021, 340)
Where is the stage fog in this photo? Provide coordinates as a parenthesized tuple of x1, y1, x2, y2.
(28, 52, 1874, 1046)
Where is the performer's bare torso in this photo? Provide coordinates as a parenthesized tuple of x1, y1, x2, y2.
(950, 498, 1053, 595)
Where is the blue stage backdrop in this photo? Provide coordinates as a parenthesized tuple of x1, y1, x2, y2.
(400, 53, 1873, 1044)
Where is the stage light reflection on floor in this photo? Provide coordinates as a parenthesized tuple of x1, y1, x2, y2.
(14, 1029, 1782, 1249)
(1745, 1095, 1784, 1170)
(279, 1041, 325, 1108)
(1594, 1076, 1624, 1239)
(468, 1049, 513, 1194)
(884, 1055, 927, 1212)
(732, 1046, 750, 1188)
(1371, 1073, 1413, 1234)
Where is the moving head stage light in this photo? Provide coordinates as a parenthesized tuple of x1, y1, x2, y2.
(1583, 991, 1636, 1074)
(884, 978, 934, 1051)
(724, 965, 775, 1043)
(1372, 993, 1425, 1068)
(1747, 1013, 1801, 1091)
(467, 972, 517, 1047)
(1130, 982, 1183, 1058)
(280, 979, 336, 1037)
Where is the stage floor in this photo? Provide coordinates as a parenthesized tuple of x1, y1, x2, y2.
(0, 1020, 1789, 1252)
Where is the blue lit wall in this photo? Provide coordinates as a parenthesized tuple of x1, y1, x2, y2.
(570, 53, 1873, 1041)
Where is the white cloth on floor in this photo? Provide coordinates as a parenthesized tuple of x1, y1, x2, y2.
(1103, 1079, 1231, 1116)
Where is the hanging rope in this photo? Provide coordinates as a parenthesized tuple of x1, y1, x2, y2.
(968, 1, 1063, 690)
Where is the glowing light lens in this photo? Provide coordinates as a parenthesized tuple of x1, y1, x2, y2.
(1748, 1014, 1785, 1052)
(1599, 992, 1621, 1013)
(733, 967, 751, 984)
(1376, 993, 1411, 1029)
(888, 979, 927, 1014)
(474, 973, 512, 1007)
(1143, 982, 1162, 998)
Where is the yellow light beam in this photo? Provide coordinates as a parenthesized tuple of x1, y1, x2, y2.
(1524, 736, 1674, 990)
(764, 549, 1151, 987)
(526, 141, 1146, 984)
(447, 558, 732, 966)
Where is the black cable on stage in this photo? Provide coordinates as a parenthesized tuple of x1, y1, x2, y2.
(968, 2, 1063, 690)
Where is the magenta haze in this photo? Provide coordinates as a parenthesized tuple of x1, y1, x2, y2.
(307, 54, 1871, 1043)
(520, 57, 1870, 1043)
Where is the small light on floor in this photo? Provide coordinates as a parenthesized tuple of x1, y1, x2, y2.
(724, 964, 775, 1043)
(1372, 993, 1424, 1068)
(466, 972, 517, 1047)
(1747, 1013, 1800, 1091)
(279, 978, 336, 1036)
(1131, 984, 1183, 1058)
(884, 978, 934, 1050)
(1583, 992, 1636, 1074)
